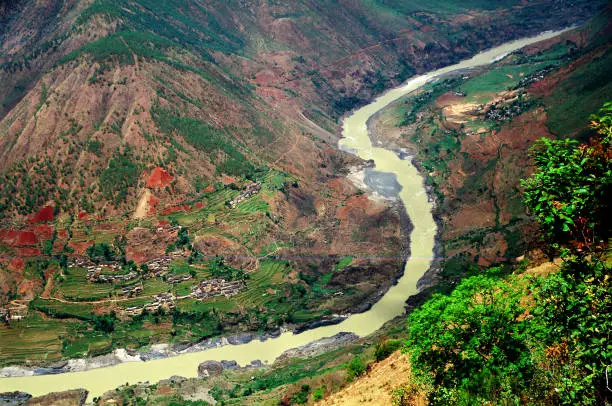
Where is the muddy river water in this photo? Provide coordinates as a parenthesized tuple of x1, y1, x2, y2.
(0, 28, 569, 400)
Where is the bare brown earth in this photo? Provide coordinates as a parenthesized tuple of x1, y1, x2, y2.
(318, 351, 426, 406)
(24, 389, 88, 406)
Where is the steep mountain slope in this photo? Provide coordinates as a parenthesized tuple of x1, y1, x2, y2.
(77, 13, 612, 405)
(0, 0, 606, 374)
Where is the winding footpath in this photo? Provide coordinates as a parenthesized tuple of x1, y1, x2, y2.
(0, 28, 570, 401)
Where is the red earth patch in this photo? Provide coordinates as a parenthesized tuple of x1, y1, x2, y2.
(9, 258, 25, 271)
(160, 205, 190, 216)
(221, 175, 237, 185)
(28, 206, 54, 223)
(78, 211, 89, 220)
(33, 224, 54, 240)
(146, 167, 174, 188)
(17, 231, 38, 246)
(204, 185, 215, 193)
(16, 247, 41, 256)
(69, 240, 94, 255)
(148, 195, 160, 216)
(126, 250, 147, 264)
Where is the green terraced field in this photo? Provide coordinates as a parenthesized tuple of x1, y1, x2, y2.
(31, 298, 95, 319)
(234, 260, 287, 308)
(459, 63, 548, 103)
(0, 314, 71, 365)
(54, 268, 115, 301)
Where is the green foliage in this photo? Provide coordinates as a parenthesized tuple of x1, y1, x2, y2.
(151, 106, 258, 179)
(166, 227, 190, 253)
(86, 243, 117, 263)
(332, 96, 363, 116)
(36, 82, 48, 113)
(75, 0, 244, 57)
(87, 139, 104, 156)
(405, 105, 612, 405)
(99, 146, 141, 205)
(545, 47, 612, 137)
(312, 385, 325, 401)
(346, 356, 367, 381)
(522, 103, 612, 248)
(405, 270, 535, 404)
(291, 384, 310, 404)
(532, 257, 611, 404)
(59, 31, 174, 66)
(208, 257, 246, 281)
(374, 339, 402, 362)
(91, 311, 117, 333)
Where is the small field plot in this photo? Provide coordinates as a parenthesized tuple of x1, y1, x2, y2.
(234, 260, 287, 308)
(31, 297, 95, 320)
(235, 195, 269, 214)
(55, 268, 114, 301)
(177, 297, 237, 313)
(0, 313, 70, 366)
(62, 335, 112, 358)
(141, 278, 171, 296)
(460, 63, 547, 103)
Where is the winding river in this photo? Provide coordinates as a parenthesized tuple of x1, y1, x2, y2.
(0, 28, 570, 400)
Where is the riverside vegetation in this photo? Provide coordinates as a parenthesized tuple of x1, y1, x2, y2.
(0, 1, 610, 405)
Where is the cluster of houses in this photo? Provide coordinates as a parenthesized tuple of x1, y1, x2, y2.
(513, 66, 555, 90)
(124, 293, 176, 316)
(60, 256, 244, 318)
(190, 278, 245, 300)
(484, 94, 532, 122)
(121, 284, 144, 297)
(167, 273, 192, 284)
(0, 300, 28, 322)
(93, 271, 138, 284)
(143, 256, 172, 277)
(84, 262, 123, 281)
(227, 182, 262, 208)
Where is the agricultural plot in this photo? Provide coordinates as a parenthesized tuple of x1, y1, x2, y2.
(459, 62, 549, 103)
(233, 260, 288, 308)
(0, 313, 70, 365)
(54, 268, 115, 301)
(31, 297, 95, 319)
(62, 335, 112, 359)
(235, 195, 269, 214)
(177, 297, 237, 313)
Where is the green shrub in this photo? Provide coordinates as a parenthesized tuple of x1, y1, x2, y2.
(404, 270, 534, 404)
(374, 339, 402, 362)
(86, 243, 117, 263)
(346, 356, 367, 381)
(87, 139, 104, 156)
(312, 385, 325, 401)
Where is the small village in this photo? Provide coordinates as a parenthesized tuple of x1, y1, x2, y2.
(123, 279, 245, 316)
(0, 300, 28, 323)
(188, 278, 245, 300)
(227, 182, 262, 208)
(65, 252, 246, 316)
(124, 293, 176, 316)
